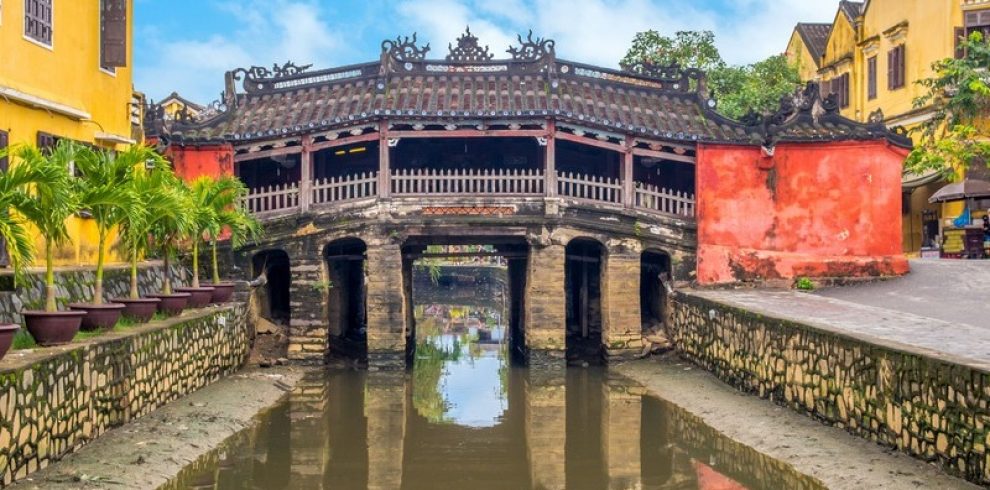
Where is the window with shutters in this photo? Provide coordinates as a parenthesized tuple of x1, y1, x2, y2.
(23, 0, 53, 47)
(887, 45, 906, 91)
(867, 57, 877, 100)
(827, 73, 850, 109)
(0, 130, 8, 268)
(100, 0, 127, 70)
(965, 9, 990, 39)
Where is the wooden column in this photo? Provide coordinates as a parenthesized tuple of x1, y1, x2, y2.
(545, 120, 557, 197)
(379, 124, 391, 198)
(622, 136, 634, 208)
(300, 135, 313, 213)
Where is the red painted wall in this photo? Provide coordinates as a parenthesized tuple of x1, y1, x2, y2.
(696, 141, 910, 285)
(166, 144, 234, 181)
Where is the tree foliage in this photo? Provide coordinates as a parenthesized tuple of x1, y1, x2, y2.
(621, 30, 802, 119)
(905, 32, 990, 180)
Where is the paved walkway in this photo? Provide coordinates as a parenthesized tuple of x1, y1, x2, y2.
(689, 280, 990, 371)
(816, 259, 990, 329)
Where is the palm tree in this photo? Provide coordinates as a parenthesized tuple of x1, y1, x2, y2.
(189, 175, 260, 286)
(117, 155, 178, 300)
(73, 146, 144, 305)
(0, 147, 53, 282)
(150, 180, 195, 296)
(13, 141, 80, 312)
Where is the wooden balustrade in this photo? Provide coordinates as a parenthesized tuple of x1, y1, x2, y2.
(391, 168, 544, 196)
(241, 170, 696, 220)
(312, 172, 378, 205)
(634, 183, 696, 218)
(557, 172, 623, 205)
(241, 182, 300, 216)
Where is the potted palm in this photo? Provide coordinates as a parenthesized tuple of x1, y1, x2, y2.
(191, 175, 259, 303)
(173, 176, 220, 308)
(67, 147, 142, 330)
(146, 178, 195, 315)
(0, 145, 51, 358)
(16, 141, 85, 345)
(112, 158, 184, 320)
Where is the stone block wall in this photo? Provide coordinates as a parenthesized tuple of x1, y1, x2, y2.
(671, 293, 990, 485)
(0, 262, 188, 324)
(0, 305, 248, 486)
(601, 240, 643, 359)
(524, 242, 566, 367)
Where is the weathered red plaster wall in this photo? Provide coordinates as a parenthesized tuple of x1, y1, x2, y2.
(166, 144, 234, 181)
(696, 141, 909, 285)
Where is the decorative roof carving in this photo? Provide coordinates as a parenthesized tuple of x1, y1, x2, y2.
(507, 30, 555, 61)
(446, 27, 494, 62)
(230, 61, 313, 82)
(868, 108, 885, 125)
(382, 33, 431, 62)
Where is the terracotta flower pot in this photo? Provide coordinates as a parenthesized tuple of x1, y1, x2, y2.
(174, 287, 215, 309)
(209, 283, 236, 303)
(147, 293, 192, 316)
(68, 303, 126, 331)
(0, 324, 19, 361)
(22, 310, 85, 346)
(112, 297, 162, 322)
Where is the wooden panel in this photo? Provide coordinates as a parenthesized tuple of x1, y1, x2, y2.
(101, 0, 128, 68)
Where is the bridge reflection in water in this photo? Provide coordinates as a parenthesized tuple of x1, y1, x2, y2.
(165, 299, 825, 490)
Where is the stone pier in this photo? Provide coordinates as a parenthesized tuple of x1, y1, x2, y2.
(524, 241, 567, 368)
(287, 257, 328, 361)
(601, 240, 643, 360)
(601, 377, 642, 489)
(365, 372, 406, 490)
(365, 241, 408, 369)
(288, 376, 329, 488)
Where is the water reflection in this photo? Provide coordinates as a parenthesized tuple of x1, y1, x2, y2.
(164, 299, 826, 490)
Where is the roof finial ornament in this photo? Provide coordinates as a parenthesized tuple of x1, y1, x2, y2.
(867, 108, 885, 126)
(382, 32, 431, 62)
(507, 30, 555, 62)
(447, 26, 494, 62)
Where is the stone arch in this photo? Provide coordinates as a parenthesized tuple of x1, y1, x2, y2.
(324, 237, 369, 360)
(640, 249, 672, 330)
(252, 249, 292, 324)
(564, 237, 605, 362)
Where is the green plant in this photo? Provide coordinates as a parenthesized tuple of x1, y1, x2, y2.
(312, 279, 334, 292)
(0, 146, 62, 285)
(189, 175, 260, 285)
(795, 277, 815, 291)
(74, 146, 144, 304)
(117, 154, 185, 298)
(10, 141, 80, 311)
(11, 329, 35, 350)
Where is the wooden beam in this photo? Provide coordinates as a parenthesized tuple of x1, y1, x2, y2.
(379, 123, 391, 198)
(631, 147, 696, 164)
(623, 135, 634, 209)
(388, 129, 547, 139)
(234, 145, 302, 163)
(300, 135, 313, 213)
(309, 132, 381, 153)
(565, 254, 601, 263)
(554, 131, 624, 153)
(404, 251, 528, 259)
(546, 119, 557, 197)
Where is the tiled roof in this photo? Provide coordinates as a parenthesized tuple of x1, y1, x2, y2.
(794, 23, 832, 65)
(839, 1, 864, 23)
(164, 29, 910, 150)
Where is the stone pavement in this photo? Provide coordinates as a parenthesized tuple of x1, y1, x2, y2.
(688, 282, 990, 371)
(816, 259, 990, 329)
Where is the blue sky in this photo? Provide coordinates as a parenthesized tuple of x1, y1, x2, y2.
(134, 0, 839, 104)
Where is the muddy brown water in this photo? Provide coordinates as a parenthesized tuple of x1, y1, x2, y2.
(162, 300, 825, 490)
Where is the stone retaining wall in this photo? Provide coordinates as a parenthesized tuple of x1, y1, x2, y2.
(671, 293, 990, 485)
(0, 305, 249, 487)
(0, 262, 189, 324)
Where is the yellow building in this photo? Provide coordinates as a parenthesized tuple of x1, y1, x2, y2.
(0, 0, 140, 265)
(158, 92, 204, 120)
(787, 0, 990, 254)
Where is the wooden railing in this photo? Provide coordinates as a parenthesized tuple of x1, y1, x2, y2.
(312, 172, 378, 206)
(242, 170, 697, 220)
(242, 182, 300, 216)
(635, 183, 695, 217)
(557, 172, 623, 205)
(391, 168, 544, 196)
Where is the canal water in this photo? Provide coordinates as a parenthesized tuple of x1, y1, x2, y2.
(163, 276, 825, 490)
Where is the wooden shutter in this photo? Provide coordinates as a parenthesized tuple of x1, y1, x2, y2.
(0, 130, 8, 173)
(888, 45, 905, 90)
(867, 57, 877, 99)
(101, 0, 127, 68)
(24, 0, 53, 45)
(36, 131, 56, 155)
(897, 45, 906, 89)
(955, 27, 967, 59)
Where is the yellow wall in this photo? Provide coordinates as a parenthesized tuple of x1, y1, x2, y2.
(820, 11, 859, 120)
(0, 0, 136, 266)
(785, 31, 821, 82)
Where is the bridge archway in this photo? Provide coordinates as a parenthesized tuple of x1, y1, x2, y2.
(640, 250, 672, 330)
(324, 238, 368, 360)
(565, 238, 604, 362)
(252, 249, 292, 324)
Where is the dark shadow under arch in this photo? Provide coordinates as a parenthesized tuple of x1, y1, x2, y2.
(640, 250, 671, 329)
(325, 238, 369, 361)
(252, 249, 292, 323)
(565, 238, 604, 363)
